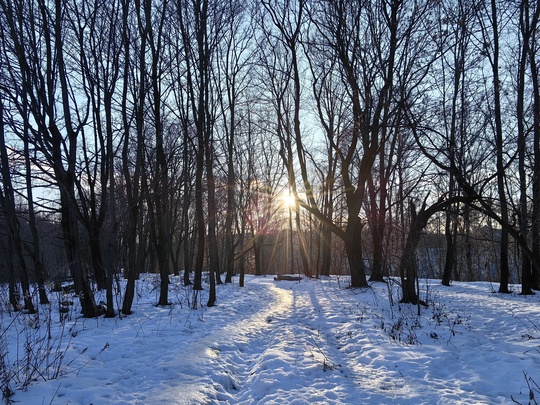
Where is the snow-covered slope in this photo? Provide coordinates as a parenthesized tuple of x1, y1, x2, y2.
(4, 275, 540, 404)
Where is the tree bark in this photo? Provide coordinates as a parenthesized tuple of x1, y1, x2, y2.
(344, 217, 368, 287)
(485, 0, 511, 293)
(121, 0, 146, 315)
(529, 8, 540, 290)
(0, 98, 35, 313)
(400, 202, 435, 304)
(22, 113, 49, 305)
(517, 0, 535, 295)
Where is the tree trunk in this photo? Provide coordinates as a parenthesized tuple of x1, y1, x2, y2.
(89, 230, 107, 291)
(463, 205, 472, 282)
(60, 187, 100, 317)
(104, 86, 118, 318)
(399, 202, 430, 305)
(206, 141, 220, 306)
(530, 18, 540, 290)
(0, 98, 35, 313)
(223, 77, 237, 284)
(517, 1, 535, 295)
(253, 237, 263, 276)
(441, 10, 466, 286)
(182, 159, 193, 286)
(23, 121, 49, 305)
(345, 217, 368, 287)
(399, 196, 471, 304)
(320, 223, 332, 277)
(294, 204, 312, 277)
(368, 175, 385, 282)
(486, 0, 511, 293)
(119, 0, 142, 315)
(224, 150, 236, 283)
(3, 235, 20, 311)
(239, 231, 245, 287)
(121, 200, 141, 315)
(155, 126, 171, 308)
(193, 142, 205, 291)
(441, 203, 457, 286)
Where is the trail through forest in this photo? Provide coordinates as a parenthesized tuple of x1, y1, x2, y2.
(6, 276, 540, 404)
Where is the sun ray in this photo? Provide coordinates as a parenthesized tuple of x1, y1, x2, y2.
(281, 192, 296, 208)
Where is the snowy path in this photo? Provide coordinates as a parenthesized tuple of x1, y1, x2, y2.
(10, 275, 540, 404)
(173, 279, 540, 405)
(127, 278, 540, 404)
(163, 278, 365, 404)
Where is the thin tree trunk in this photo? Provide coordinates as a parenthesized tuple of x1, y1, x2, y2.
(320, 223, 332, 277)
(23, 122, 49, 305)
(224, 146, 236, 283)
(206, 141, 220, 306)
(530, 16, 540, 290)
(121, 0, 145, 314)
(0, 98, 35, 313)
(487, 0, 511, 293)
(193, 144, 205, 291)
(518, 0, 534, 295)
(182, 134, 193, 286)
(223, 80, 237, 284)
(442, 204, 457, 287)
(2, 233, 20, 311)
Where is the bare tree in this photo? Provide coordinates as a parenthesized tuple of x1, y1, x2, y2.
(437, 0, 478, 286)
(217, 0, 254, 283)
(258, 0, 314, 277)
(121, 0, 149, 315)
(526, 0, 540, 291)
(177, 0, 226, 306)
(67, 0, 126, 316)
(476, 0, 512, 293)
(516, 0, 540, 294)
(143, 0, 173, 306)
(301, 0, 439, 287)
(0, 23, 49, 305)
(0, 0, 99, 317)
(304, 32, 344, 277)
(407, 0, 540, 297)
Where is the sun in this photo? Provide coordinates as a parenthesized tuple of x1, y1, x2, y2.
(282, 192, 296, 208)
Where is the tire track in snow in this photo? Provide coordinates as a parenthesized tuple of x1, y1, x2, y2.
(211, 279, 366, 404)
(206, 280, 298, 403)
(146, 278, 295, 404)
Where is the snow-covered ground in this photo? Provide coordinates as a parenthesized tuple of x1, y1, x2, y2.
(2, 274, 540, 404)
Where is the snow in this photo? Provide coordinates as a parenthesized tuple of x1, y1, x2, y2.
(3, 275, 540, 404)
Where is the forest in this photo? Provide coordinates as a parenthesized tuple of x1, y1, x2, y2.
(0, 0, 539, 318)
